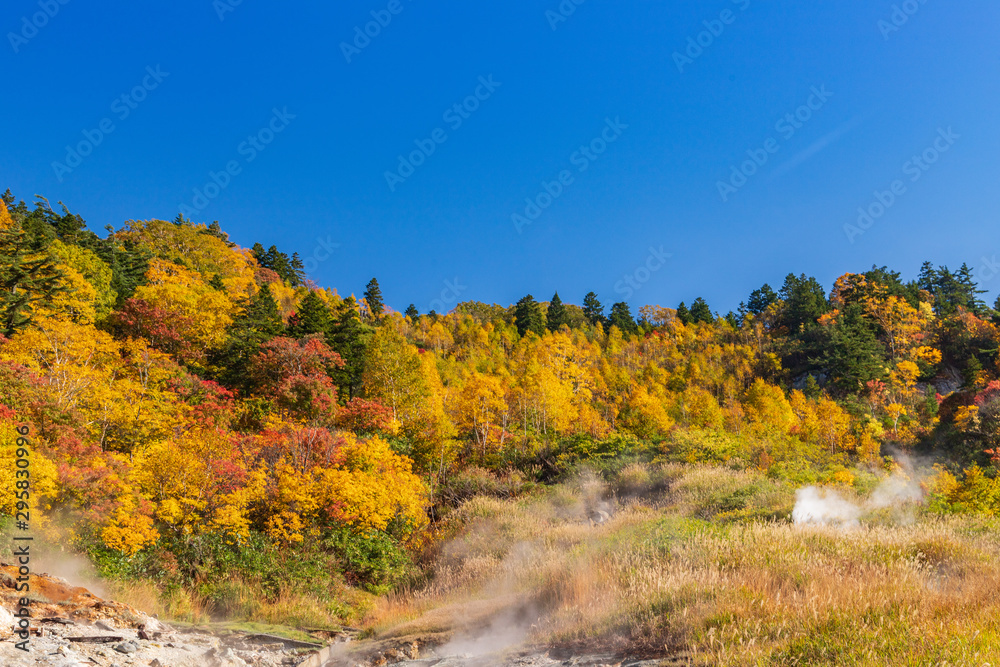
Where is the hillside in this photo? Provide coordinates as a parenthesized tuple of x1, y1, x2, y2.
(3, 190, 1000, 663)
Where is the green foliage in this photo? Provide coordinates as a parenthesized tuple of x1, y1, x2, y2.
(546, 292, 567, 331)
(514, 294, 545, 337)
(323, 528, 414, 594)
(609, 302, 638, 333)
(364, 278, 385, 319)
(329, 297, 373, 401)
(583, 291, 605, 326)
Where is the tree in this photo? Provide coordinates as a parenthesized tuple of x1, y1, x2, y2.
(211, 283, 284, 389)
(0, 216, 65, 336)
(676, 302, 692, 325)
(404, 304, 419, 319)
(514, 295, 545, 337)
(582, 292, 605, 326)
(746, 284, 777, 316)
(362, 326, 427, 424)
(690, 297, 713, 324)
(608, 302, 638, 334)
(329, 297, 372, 401)
(820, 302, 887, 392)
(289, 290, 331, 338)
(546, 292, 568, 331)
(779, 273, 828, 331)
(364, 278, 385, 320)
(251, 335, 343, 424)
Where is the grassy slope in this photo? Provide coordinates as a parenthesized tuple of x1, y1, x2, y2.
(362, 464, 1000, 665)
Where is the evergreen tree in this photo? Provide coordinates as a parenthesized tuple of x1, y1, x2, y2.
(779, 273, 828, 331)
(329, 296, 372, 400)
(289, 290, 331, 338)
(364, 278, 385, 320)
(609, 302, 638, 334)
(208, 274, 226, 291)
(514, 295, 545, 337)
(211, 284, 284, 390)
(0, 221, 65, 336)
(746, 284, 777, 316)
(546, 292, 568, 331)
(582, 292, 605, 326)
(690, 297, 714, 324)
(820, 302, 887, 392)
(676, 302, 692, 325)
(404, 304, 419, 319)
(804, 374, 821, 399)
(289, 253, 306, 286)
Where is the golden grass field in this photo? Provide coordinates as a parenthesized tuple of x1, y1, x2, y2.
(360, 464, 1000, 665)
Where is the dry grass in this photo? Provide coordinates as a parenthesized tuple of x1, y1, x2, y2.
(363, 465, 1000, 665)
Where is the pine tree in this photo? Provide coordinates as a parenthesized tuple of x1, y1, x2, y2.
(208, 274, 226, 291)
(0, 221, 65, 336)
(582, 292, 605, 326)
(329, 296, 373, 400)
(514, 295, 545, 337)
(779, 273, 828, 331)
(289, 253, 306, 286)
(746, 284, 777, 316)
(676, 302, 692, 325)
(364, 278, 385, 320)
(404, 304, 419, 319)
(820, 302, 887, 392)
(690, 297, 714, 324)
(211, 284, 284, 390)
(546, 292, 567, 331)
(609, 302, 638, 334)
(289, 290, 331, 337)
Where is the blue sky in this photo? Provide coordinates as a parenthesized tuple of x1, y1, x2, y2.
(3, 0, 999, 315)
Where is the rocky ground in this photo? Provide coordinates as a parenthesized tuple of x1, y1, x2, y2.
(0, 564, 337, 666)
(0, 564, 684, 666)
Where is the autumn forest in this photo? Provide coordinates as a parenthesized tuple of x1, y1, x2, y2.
(3, 189, 1000, 630)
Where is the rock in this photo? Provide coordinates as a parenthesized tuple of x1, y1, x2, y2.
(113, 640, 139, 654)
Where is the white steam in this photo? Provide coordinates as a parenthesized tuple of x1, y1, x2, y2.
(793, 468, 925, 528)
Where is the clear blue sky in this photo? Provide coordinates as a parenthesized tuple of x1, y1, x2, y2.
(4, 0, 999, 315)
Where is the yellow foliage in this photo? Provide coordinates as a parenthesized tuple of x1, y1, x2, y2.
(0, 423, 60, 522)
(954, 405, 980, 432)
(133, 259, 235, 348)
(101, 500, 160, 555)
(0, 200, 12, 230)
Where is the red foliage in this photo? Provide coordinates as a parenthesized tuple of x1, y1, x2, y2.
(974, 380, 1000, 407)
(255, 267, 280, 285)
(257, 426, 346, 471)
(169, 375, 236, 429)
(336, 398, 393, 434)
(252, 336, 343, 424)
(208, 458, 248, 496)
(110, 298, 201, 362)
